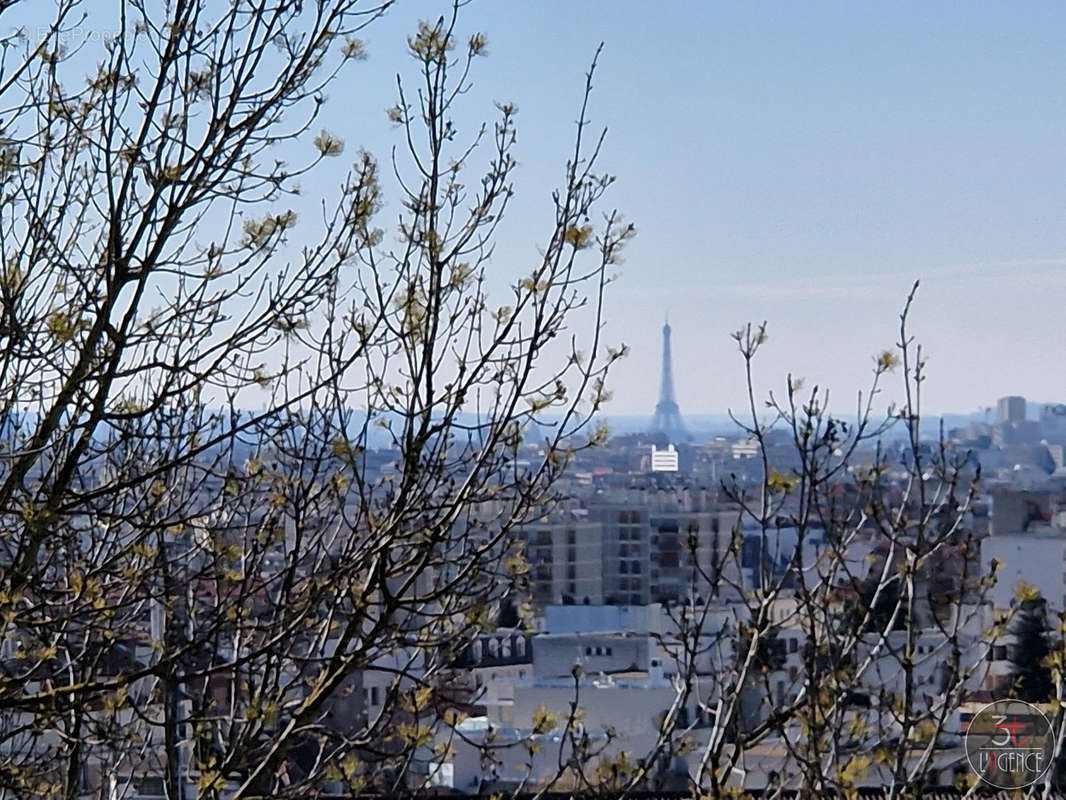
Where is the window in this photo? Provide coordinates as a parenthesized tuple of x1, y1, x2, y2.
(472, 641, 482, 661)
(605, 647, 613, 656)
(370, 686, 380, 706)
(488, 639, 499, 657)
(585, 646, 592, 656)
(516, 638, 526, 657)
(788, 638, 798, 654)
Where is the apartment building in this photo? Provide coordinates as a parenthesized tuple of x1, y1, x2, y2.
(586, 504, 651, 605)
(513, 502, 749, 608)
(648, 508, 743, 603)
(513, 519, 605, 606)
(982, 527, 1066, 611)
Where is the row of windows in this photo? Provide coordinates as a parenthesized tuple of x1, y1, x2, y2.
(472, 637, 528, 660)
(584, 645, 613, 656)
(617, 578, 648, 594)
(775, 665, 938, 687)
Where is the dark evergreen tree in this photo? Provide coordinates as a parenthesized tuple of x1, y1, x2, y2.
(1007, 595, 1053, 703)
(752, 630, 788, 673)
(862, 573, 907, 633)
(838, 571, 908, 634)
(498, 597, 521, 629)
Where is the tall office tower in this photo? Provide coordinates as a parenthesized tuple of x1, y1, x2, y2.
(997, 395, 1027, 424)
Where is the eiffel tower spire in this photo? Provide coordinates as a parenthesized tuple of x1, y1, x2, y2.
(650, 316, 688, 441)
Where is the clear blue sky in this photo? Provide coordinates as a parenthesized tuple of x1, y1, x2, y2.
(18, 1, 1066, 417)
(345, 1, 1066, 417)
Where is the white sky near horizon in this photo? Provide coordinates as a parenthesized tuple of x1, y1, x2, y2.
(11, 1, 1066, 420)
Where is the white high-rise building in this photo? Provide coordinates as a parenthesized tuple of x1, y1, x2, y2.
(649, 444, 679, 472)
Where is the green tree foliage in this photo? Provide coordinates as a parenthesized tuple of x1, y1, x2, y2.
(1008, 594, 1053, 703)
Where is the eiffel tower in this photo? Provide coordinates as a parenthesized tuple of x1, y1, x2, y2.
(650, 317, 688, 441)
